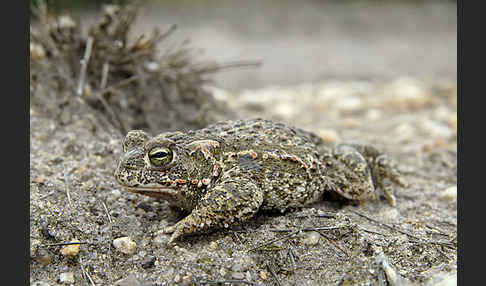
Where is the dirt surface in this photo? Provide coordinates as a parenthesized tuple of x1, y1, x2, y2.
(30, 3, 457, 286)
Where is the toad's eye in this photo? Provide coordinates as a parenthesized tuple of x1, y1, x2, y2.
(148, 147, 173, 167)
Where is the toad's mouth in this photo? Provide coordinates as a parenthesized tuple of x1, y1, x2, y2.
(122, 186, 190, 209)
(123, 186, 179, 195)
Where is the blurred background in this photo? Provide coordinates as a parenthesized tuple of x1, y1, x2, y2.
(33, 0, 457, 91)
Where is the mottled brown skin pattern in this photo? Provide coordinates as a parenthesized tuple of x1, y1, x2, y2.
(114, 119, 405, 244)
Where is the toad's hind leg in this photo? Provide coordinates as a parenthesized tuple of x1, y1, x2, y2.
(328, 144, 406, 206)
(166, 173, 264, 245)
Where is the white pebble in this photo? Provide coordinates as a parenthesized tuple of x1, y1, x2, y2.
(113, 237, 137, 254)
(111, 189, 121, 198)
(301, 231, 321, 246)
(59, 272, 74, 284)
(393, 123, 415, 142)
(440, 186, 457, 202)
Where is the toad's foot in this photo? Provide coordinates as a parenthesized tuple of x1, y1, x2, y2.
(167, 172, 264, 245)
(328, 144, 406, 206)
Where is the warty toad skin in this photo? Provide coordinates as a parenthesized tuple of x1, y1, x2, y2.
(114, 119, 405, 244)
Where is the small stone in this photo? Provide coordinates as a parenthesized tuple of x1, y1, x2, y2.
(113, 237, 137, 255)
(59, 272, 74, 284)
(259, 271, 268, 280)
(418, 119, 452, 139)
(145, 61, 159, 72)
(393, 123, 415, 142)
(30, 42, 46, 61)
(231, 272, 245, 280)
(182, 275, 191, 283)
(318, 129, 340, 144)
(60, 239, 81, 258)
(335, 96, 362, 113)
(365, 109, 382, 121)
(36, 249, 53, 266)
(141, 255, 156, 269)
(300, 231, 321, 246)
(219, 267, 227, 277)
(232, 263, 243, 272)
(440, 186, 457, 202)
(209, 241, 218, 251)
(58, 15, 76, 29)
(426, 272, 457, 286)
(33, 176, 46, 184)
(384, 78, 435, 110)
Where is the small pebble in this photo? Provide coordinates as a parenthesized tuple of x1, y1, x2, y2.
(426, 272, 457, 286)
(36, 249, 53, 266)
(335, 96, 362, 112)
(440, 186, 457, 202)
(113, 237, 137, 255)
(231, 272, 245, 280)
(141, 255, 156, 269)
(111, 189, 121, 198)
(232, 263, 243, 272)
(145, 61, 159, 71)
(365, 109, 382, 120)
(60, 239, 81, 258)
(318, 129, 340, 144)
(30, 42, 46, 61)
(59, 272, 74, 284)
(209, 241, 218, 251)
(182, 275, 191, 284)
(219, 267, 227, 277)
(259, 271, 268, 281)
(384, 78, 434, 110)
(393, 123, 415, 142)
(300, 231, 321, 246)
(33, 176, 46, 184)
(173, 274, 181, 283)
(418, 119, 452, 139)
(58, 15, 76, 29)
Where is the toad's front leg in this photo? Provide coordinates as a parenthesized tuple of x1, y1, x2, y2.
(166, 173, 264, 245)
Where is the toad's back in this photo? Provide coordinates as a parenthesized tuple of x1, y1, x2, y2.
(184, 119, 331, 211)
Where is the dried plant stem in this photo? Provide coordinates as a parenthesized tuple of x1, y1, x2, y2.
(77, 36, 94, 96)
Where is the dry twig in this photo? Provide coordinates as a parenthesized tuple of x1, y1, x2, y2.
(248, 230, 300, 252)
(77, 36, 94, 96)
(266, 262, 283, 286)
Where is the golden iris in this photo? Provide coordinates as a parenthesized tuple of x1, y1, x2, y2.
(148, 147, 173, 166)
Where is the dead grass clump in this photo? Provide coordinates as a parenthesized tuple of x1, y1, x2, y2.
(30, 4, 241, 136)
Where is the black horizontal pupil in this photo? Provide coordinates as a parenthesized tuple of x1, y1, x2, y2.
(152, 151, 168, 158)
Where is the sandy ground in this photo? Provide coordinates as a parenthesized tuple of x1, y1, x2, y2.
(30, 2, 456, 285)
